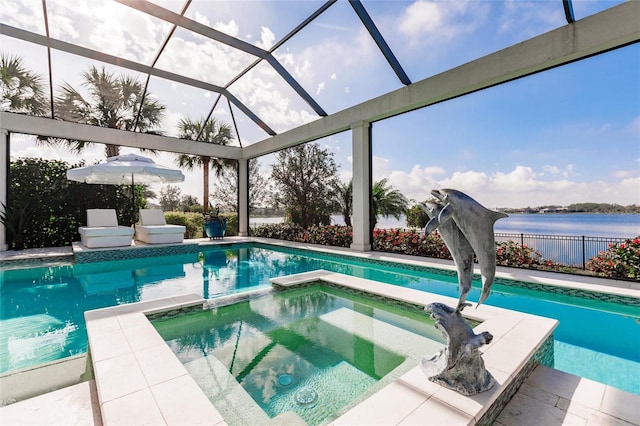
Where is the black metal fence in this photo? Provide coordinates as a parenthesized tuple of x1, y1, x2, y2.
(494, 233, 627, 269)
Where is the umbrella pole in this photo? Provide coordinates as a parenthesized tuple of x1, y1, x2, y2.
(131, 174, 136, 228)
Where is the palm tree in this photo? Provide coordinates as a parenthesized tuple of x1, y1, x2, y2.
(1, 55, 48, 249)
(371, 178, 408, 229)
(0, 54, 48, 115)
(175, 117, 235, 214)
(50, 65, 165, 157)
(335, 179, 353, 227)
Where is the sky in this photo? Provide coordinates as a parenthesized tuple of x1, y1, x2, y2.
(2, 0, 639, 210)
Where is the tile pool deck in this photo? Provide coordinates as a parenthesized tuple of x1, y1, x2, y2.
(1, 237, 639, 425)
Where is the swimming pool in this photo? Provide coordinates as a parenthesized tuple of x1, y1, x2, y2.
(1, 242, 638, 395)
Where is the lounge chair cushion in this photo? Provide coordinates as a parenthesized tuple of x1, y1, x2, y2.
(81, 226, 135, 237)
(78, 209, 134, 248)
(86, 209, 120, 227)
(136, 209, 185, 244)
(137, 225, 184, 235)
(139, 209, 168, 226)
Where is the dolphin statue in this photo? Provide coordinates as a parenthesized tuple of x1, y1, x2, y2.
(420, 201, 475, 311)
(430, 189, 508, 307)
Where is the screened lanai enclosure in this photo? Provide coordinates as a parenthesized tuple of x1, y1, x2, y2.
(1, 0, 639, 251)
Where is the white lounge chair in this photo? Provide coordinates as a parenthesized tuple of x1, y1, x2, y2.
(135, 209, 185, 244)
(78, 209, 134, 248)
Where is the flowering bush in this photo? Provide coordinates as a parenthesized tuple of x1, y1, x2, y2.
(373, 228, 450, 258)
(586, 237, 640, 280)
(251, 224, 631, 276)
(495, 240, 547, 268)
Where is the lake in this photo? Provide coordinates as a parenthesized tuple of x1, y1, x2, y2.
(250, 213, 640, 239)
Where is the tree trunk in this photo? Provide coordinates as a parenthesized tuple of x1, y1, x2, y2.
(105, 144, 120, 158)
(344, 211, 352, 227)
(203, 157, 210, 213)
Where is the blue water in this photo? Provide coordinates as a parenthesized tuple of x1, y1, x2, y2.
(154, 287, 427, 426)
(1, 243, 639, 394)
(493, 213, 640, 238)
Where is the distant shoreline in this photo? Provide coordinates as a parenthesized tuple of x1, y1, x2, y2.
(250, 211, 640, 218)
(497, 211, 640, 215)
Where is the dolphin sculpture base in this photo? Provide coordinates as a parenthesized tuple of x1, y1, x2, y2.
(421, 302, 495, 395)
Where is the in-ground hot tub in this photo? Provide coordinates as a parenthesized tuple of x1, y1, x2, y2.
(152, 284, 447, 425)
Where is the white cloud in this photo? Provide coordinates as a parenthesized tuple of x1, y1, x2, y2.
(256, 27, 275, 50)
(398, 0, 488, 46)
(274, 24, 376, 104)
(399, 1, 443, 37)
(612, 169, 638, 179)
(440, 170, 491, 192)
(372, 156, 391, 177)
(0, 0, 44, 34)
(316, 82, 325, 95)
(193, 12, 210, 27)
(542, 164, 576, 178)
(44, 1, 169, 64)
(618, 177, 640, 201)
(293, 58, 311, 77)
(155, 36, 247, 86)
(375, 159, 640, 208)
(213, 19, 239, 38)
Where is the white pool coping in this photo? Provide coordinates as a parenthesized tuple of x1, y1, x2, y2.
(84, 270, 558, 425)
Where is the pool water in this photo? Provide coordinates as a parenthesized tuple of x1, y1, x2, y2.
(152, 286, 444, 425)
(1, 243, 639, 395)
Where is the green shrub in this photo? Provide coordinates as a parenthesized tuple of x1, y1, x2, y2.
(252, 224, 451, 259)
(220, 213, 238, 237)
(251, 223, 304, 241)
(304, 225, 352, 247)
(586, 237, 640, 280)
(7, 158, 133, 249)
(164, 212, 200, 239)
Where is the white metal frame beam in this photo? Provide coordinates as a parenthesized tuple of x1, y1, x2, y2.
(0, 112, 242, 159)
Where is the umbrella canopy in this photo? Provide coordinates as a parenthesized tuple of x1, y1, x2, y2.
(67, 153, 185, 185)
(67, 153, 185, 224)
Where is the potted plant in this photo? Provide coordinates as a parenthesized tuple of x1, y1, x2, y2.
(203, 206, 227, 239)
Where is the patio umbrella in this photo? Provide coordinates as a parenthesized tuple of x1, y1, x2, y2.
(67, 153, 185, 225)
